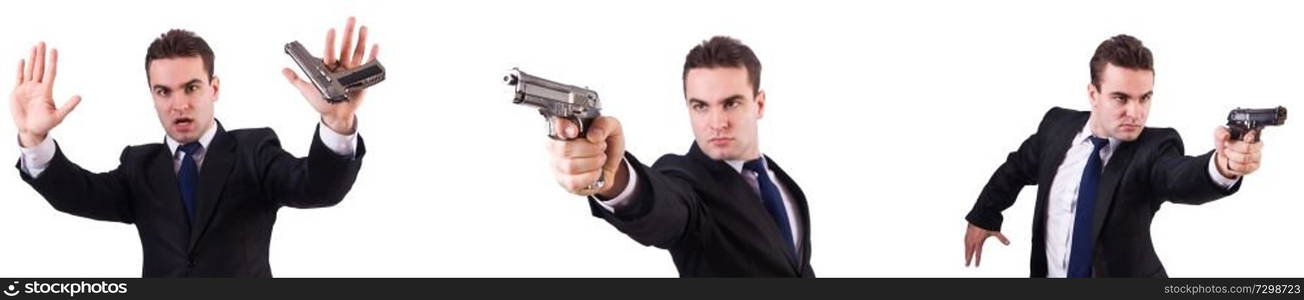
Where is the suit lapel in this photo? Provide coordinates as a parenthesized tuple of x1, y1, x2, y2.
(1042, 112, 1090, 187)
(687, 143, 802, 273)
(148, 144, 188, 230)
(189, 123, 236, 251)
(1035, 112, 1088, 234)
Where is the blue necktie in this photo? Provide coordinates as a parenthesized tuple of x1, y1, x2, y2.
(177, 142, 202, 223)
(743, 158, 796, 256)
(1068, 136, 1109, 278)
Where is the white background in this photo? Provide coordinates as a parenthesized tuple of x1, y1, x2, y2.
(0, 0, 1299, 277)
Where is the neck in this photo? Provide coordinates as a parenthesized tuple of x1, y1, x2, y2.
(1087, 114, 1109, 139)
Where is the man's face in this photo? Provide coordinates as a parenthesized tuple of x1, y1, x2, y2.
(684, 67, 764, 161)
(148, 56, 217, 144)
(1088, 63, 1152, 141)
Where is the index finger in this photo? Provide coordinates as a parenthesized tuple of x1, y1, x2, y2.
(550, 116, 579, 139)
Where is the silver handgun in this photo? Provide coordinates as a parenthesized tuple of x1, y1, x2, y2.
(504, 68, 602, 140)
(284, 41, 386, 103)
(505, 67, 606, 191)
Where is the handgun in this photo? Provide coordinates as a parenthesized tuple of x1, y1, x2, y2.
(504, 68, 602, 141)
(505, 67, 607, 191)
(1227, 106, 1287, 142)
(284, 41, 386, 103)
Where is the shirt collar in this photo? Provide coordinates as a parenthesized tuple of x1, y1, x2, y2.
(1077, 117, 1120, 153)
(166, 119, 218, 156)
(724, 155, 766, 174)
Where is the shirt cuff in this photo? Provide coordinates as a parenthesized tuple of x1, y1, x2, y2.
(318, 121, 359, 158)
(18, 135, 56, 178)
(1208, 152, 1241, 189)
(590, 160, 638, 213)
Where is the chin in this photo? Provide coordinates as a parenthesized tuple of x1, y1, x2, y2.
(1117, 133, 1141, 142)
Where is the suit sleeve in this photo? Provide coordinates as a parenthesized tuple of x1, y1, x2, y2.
(256, 126, 366, 208)
(965, 108, 1059, 231)
(587, 152, 701, 249)
(16, 141, 135, 224)
(1147, 130, 1239, 205)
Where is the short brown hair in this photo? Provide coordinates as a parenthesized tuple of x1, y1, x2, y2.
(682, 36, 762, 95)
(1089, 34, 1152, 89)
(145, 29, 215, 79)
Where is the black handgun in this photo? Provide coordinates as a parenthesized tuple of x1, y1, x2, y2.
(1227, 106, 1287, 142)
(504, 68, 601, 140)
(284, 41, 386, 103)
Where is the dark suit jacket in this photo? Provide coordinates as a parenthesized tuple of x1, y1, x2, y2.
(16, 121, 365, 277)
(966, 107, 1239, 277)
(589, 143, 814, 277)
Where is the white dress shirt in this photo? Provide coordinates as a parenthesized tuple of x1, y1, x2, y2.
(19, 120, 359, 178)
(592, 155, 803, 252)
(1044, 120, 1239, 277)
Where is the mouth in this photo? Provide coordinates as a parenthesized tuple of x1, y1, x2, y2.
(708, 137, 733, 146)
(173, 117, 195, 132)
(1118, 124, 1141, 131)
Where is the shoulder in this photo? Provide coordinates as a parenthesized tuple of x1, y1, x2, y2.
(119, 142, 166, 163)
(1133, 126, 1184, 150)
(226, 127, 279, 142)
(1038, 106, 1088, 130)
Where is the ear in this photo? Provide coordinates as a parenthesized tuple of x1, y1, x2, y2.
(1086, 82, 1098, 108)
(754, 89, 766, 120)
(210, 76, 221, 102)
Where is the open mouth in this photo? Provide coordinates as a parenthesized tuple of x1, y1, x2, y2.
(174, 117, 195, 131)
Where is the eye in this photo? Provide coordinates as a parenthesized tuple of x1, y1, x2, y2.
(724, 100, 739, 109)
(691, 103, 707, 111)
(185, 85, 200, 94)
(154, 88, 169, 97)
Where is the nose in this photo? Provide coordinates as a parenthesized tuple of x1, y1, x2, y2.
(1122, 100, 1144, 121)
(708, 108, 730, 132)
(169, 95, 193, 113)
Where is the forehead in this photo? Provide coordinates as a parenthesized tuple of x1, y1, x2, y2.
(1097, 64, 1154, 94)
(147, 56, 208, 86)
(685, 67, 752, 102)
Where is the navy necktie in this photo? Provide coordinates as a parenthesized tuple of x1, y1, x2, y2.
(1068, 136, 1109, 278)
(743, 158, 796, 256)
(177, 142, 202, 223)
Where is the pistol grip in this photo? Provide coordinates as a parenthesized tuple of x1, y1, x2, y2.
(1228, 125, 1264, 143)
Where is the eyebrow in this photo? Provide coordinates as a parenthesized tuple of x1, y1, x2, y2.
(152, 78, 204, 91)
(687, 94, 747, 105)
(1109, 90, 1153, 99)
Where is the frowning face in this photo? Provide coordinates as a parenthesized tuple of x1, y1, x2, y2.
(1088, 63, 1152, 141)
(685, 67, 764, 161)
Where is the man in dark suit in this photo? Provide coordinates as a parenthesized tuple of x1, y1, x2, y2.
(962, 35, 1266, 277)
(9, 17, 379, 277)
(547, 36, 814, 277)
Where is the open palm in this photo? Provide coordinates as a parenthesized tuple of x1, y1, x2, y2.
(281, 17, 378, 134)
(11, 42, 80, 147)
